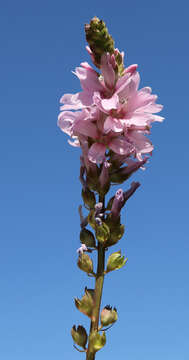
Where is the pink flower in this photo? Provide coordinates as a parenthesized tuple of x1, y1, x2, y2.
(58, 48, 163, 166)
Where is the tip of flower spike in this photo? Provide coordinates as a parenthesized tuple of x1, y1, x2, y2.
(85, 17, 115, 68)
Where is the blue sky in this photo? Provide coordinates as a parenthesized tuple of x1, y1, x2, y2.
(0, 0, 188, 359)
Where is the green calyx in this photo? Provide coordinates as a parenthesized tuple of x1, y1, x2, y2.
(80, 228, 96, 248)
(89, 331, 106, 352)
(75, 288, 95, 318)
(95, 222, 110, 244)
(85, 16, 114, 68)
(106, 251, 128, 273)
(105, 215, 125, 246)
(82, 188, 96, 209)
(71, 325, 88, 349)
(77, 253, 94, 274)
(100, 305, 118, 327)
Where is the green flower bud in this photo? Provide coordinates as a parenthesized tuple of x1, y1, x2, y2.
(95, 222, 110, 244)
(106, 251, 128, 273)
(114, 49, 124, 76)
(82, 188, 96, 209)
(74, 288, 94, 318)
(77, 253, 94, 274)
(100, 305, 118, 327)
(80, 228, 96, 248)
(89, 331, 106, 352)
(85, 17, 114, 68)
(71, 325, 88, 349)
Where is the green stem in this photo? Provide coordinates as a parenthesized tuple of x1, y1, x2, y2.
(86, 196, 105, 360)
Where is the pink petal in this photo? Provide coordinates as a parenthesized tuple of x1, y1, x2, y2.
(116, 71, 140, 100)
(58, 111, 76, 135)
(74, 64, 103, 93)
(73, 119, 98, 139)
(104, 116, 123, 133)
(93, 92, 119, 114)
(101, 94, 119, 111)
(138, 103, 163, 113)
(124, 64, 138, 75)
(108, 136, 134, 155)
(60, 93, 84, 110)
(127, 131, 154, 159)
(101, 53, 115, 89)
(68, 137, 80, 147)
(88, 143, 106, 164)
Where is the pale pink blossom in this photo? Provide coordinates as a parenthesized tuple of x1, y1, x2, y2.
(58, 48, 163, 165)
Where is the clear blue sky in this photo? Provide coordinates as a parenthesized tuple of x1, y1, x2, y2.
(0, 0, 188, 359)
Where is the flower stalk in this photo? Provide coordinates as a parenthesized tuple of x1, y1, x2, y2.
(58, 16, 163, 360)
(86, 244, 105, 360)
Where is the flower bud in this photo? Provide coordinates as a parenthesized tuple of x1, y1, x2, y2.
(75, 288, 94, 318)
(95, 222, 110, 244)
(71, 325, 88, 349)
(100, 305, 118, 327)
(110, 159, 147, 184)
(89, 331, 106, 352)
(114, 48, 124, 76)
(106, 251, 128, 273)
(80, 228, 96, 248)
(82, 188, 96, 209)
(77, 253, 94, 274)
(110, 189, 125, 220)
(98, 161, 110, 195)
(85, 17, 114, 68)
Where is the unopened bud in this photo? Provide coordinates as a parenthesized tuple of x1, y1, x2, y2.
(89, 331, 106, 352)
(80, 228, 96, 248)
(71, 325, 88, 349)
(77, 253, 94, 274)
(111, 189, 125, 220)
(106, 251, 128, 273)
(82, 188, 96, 209)
(100, 305, 118, 327)
(114, 48, 124, 76)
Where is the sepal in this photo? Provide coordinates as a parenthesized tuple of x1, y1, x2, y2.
(82, 188, 96, 209)
(74, 288, 95, 318)
(89, 331, 106, 352)
(77, 253, 94, 274)
(105, 215, 125, 246)
(80, 228, 96, 248)
(100, 305, 118, 327)
(71, 325, 88, 349)
(106, 223, 125, 247)
(106, 251, 128, 273)
(88, 210, 96, 230)
(95, 222, 110, 244)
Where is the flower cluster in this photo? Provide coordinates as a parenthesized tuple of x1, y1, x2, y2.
(58, 54, 163, 175)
